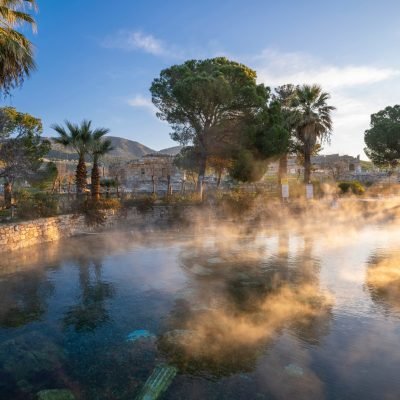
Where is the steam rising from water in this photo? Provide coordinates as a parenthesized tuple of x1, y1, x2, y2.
(158, 234, 333, 377)
(0, 196, 400, 398)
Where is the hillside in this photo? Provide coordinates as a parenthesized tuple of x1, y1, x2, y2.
(158, 145, 183, 156)
(107, 136, 156, 159)
(46, 136, 158, 161)
(46, 135, 183, 163)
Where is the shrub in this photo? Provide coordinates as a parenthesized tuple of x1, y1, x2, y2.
(135, 196, 156, 214)
(79, 198, 121, 227)
(97, 198, 121, 210)
(338, 181, 365, 195)
(216, 189, 258, 216)
(16, 191, 59, 220)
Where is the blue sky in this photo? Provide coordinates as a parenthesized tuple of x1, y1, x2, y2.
(7, 0, 400, 157)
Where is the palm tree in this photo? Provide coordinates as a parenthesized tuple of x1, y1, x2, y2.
(292, 84, 335, 183)
(52, 120, 92, 194)
(89, 130, 112, 200)
(0, 0, 37, 94)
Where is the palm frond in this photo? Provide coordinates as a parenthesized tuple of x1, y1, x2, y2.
(0, 0, 36, 93)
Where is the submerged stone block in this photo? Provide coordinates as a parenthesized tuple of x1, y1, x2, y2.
(135, 364, 177, 400)
(37, 389, 75, 400)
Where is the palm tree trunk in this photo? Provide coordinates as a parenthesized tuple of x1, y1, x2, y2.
(76, 154, 87, 195)
(4, 181, 12, 209)
(278, 153, 288, 183)
(91, 157, 100, 200)
(304, 151, 311, 184)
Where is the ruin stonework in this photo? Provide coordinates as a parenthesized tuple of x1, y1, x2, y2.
(0, 207, 176, 253)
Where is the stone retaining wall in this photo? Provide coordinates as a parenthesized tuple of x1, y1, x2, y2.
(0, 206, 184, 253)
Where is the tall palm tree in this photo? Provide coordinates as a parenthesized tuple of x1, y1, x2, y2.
(52, 120, 93, 194)
(0, 0, 37, 94)
(89, 130, 112, 200)
(292, 84, 335, 184)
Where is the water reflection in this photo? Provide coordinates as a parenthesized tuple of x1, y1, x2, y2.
(159, 232, 333, 377)
(366, 249, 400, 316)
(63, 257, 114, 332)
(0, 249, 59, 329)
(0, 269, 54, 328)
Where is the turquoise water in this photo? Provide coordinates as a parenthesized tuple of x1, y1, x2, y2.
(0, 224, 400, 399)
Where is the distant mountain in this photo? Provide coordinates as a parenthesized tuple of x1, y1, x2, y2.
(107, 136, 155, 159)
(158, 145, 183, 156)
(46, 136, 157, 162)
(45, 135, 182, 163)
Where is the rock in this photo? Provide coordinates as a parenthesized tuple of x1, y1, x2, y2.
(37, 389, 76, 400)
(191, 264, 211, 276)
(135, 364, 177, 400)
(0, 332, 65, 385)
(207, 257, 223, 264)
(284, 363, 304, 377)
(126, 329, 155, 343)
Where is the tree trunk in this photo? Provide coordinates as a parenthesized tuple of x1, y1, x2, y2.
(167, 175, 171, 196)
(76, 154, 87, 195)
(304, 151, 311, 184)
(152, 175, 156, 195)
(197, 156, 207, 193)
(4, 181, 12, 209)
(217, 170, 222, 188)
(278, 153, 288, 183)
(91, 157, 100, 200)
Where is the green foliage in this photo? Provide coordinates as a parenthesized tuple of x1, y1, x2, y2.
(173, 146, 201, 173)
(0, 1, 37, 95)
(291, 84, 335, 183)
(16, 190, 59, 219)
(229, 149, 267, 182)
(97, 198, 121, 210)
(338, 181, 365, 195)
(360, 160, 374, 171)
(251, 102, 291, 159)
(135, 196, 156, 214)
(151, 57, 269, 178)
(100, 177, 117, 188)
(79, 198, 120, 227)
(216, 189, 258, 216)
(52, 120, 107, 194)
(232, 95, 293, 183)
(30, 161, 58, 191)
(0, 107, 49, 207)
(364, 105, 400, 169)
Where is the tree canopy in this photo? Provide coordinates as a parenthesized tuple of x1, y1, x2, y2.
(364, 105, 400, 169)
(0, 106, 49, 206)
(150, 57, 269, 185)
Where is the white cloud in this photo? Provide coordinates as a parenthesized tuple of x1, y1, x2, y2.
(250, 49, 400, 158)
(254, 49, 399, 89)
(127, 94, 156, 112)
(103, 31, 167, 56)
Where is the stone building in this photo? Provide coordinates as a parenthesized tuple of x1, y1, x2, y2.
(109, 154, 184, 192)
(266, 154, 362, 180)
(311, 154, 362, 175)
